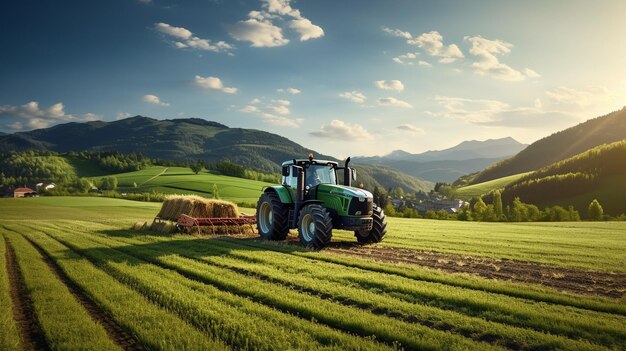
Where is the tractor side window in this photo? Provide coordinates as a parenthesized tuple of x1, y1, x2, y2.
(284, 167, 298, 188)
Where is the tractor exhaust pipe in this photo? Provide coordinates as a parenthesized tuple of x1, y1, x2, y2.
(292, 165, 304, 227)
(344, 157, 351, 187)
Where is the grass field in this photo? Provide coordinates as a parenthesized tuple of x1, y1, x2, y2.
(1, 197, 625, 350)
(456, 172, 531, 199)
(108, 166, 272, 204)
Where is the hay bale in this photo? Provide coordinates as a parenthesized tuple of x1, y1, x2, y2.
(155, 195, 240, 221)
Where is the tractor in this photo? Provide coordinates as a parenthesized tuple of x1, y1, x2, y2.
(256, 154, 387, 249)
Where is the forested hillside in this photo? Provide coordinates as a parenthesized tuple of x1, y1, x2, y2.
(483, 139, 626, 215)
(468, 107, 626, 184)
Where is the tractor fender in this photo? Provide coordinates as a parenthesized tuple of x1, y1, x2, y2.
(264, 186, 293, 204)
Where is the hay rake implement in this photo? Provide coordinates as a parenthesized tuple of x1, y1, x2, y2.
(175, 214, 257, 234)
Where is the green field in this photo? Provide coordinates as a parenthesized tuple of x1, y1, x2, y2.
(110, 166, 272, 204)
(1, 197, 625, 350)
(456, 172, 531, 199)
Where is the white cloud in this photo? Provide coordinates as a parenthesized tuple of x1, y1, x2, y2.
(378, 97, 412, 108)
(0, 101, 99, 130)
(229, 0, 323, 47)
(381, 26, 412, 39)
(392, 52, 420, 65)
(428, 95, 579, 129)
(418, 60, 432, 67)
(339, 91, 366, 104)
(545, 86, 610, 108)
(524, 68, 541, 78)
(289, 18, 324, 41)
(277, 87, 301, 95)
(142, 94, 170, 106)
(155, 23, 233, 53)
(229, 18, 288, 47)
(464, 35, 538, 81)
(310, 120, 373, 140)
(397, 124, 425, 135)
(7, 121, 23, 130)
(194, 75, 238, 94)
(409, 31, 464, 63)
(429, 96, 509, 123)
(374, 80, 404, 92)
(239, 97, 301, 127)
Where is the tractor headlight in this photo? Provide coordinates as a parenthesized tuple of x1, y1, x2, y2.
(358, 197, 365, 202)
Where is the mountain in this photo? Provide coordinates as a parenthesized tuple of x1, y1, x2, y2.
(468, 107, 626, 185)
(0, 116, 433, 193)
(355, 137, 527, 183)
(385, 137, 527, 162)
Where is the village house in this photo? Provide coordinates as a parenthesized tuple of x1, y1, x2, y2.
(8, 187, 37, 198)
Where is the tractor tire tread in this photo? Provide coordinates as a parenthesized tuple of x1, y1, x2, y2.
(256, 192, 289, 240)
(355, 204, 387, 244)
(298, 204, 333, 249)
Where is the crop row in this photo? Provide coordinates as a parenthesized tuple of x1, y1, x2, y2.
(1, 225, 231, 351)
(15, 224, 393, 351)
(74, 226, 625, 350)
(32, 222, 503, 351)
(1, 229, 120, 351)
(225, 234, 626, 316)
(0, 234, 21, 350)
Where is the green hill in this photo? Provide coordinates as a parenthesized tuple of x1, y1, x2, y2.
(456, 172, 531, 199)
(468, 107, 626, 184)
(113, 166, 272, 204)
(480, 139, 626, 216)
(0, 116, 330, 173)
(0, 116, 433, 193)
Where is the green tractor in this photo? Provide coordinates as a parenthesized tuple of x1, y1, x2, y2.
(256, 154, 387, 249)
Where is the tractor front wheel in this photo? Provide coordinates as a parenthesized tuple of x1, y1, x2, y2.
(298, 204, 332, 249)
(256, 192, 289, 240)
(355, 205, 387, 244)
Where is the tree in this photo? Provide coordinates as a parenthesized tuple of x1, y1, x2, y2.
(472, 197, 486, 221)
(457, 204, 472, 221)
(99, 176, 118, 191)
(437, 185, 457, 199)
(568, 205, 581, 221)
(373, 186, 388, 208)
(212, 183, 220, 199)
(391, 187, 404, 199)
(190, 161, 204, 175)
(493, 190, 504, 220)
(587, 199, 603, 221)
(383, 202, 395, 217)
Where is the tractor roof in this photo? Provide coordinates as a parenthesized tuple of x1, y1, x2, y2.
(282, 159, 338, 167)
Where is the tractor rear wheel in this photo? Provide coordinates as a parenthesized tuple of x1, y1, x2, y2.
(298, 204, 332, 249)
(355, 205, 387, 244)
(256, 192, 289, 240)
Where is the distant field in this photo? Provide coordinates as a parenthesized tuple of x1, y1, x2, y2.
(108, 166, 272, 204)
(1, 197, 625, 350)
(456, 172, 531, 198)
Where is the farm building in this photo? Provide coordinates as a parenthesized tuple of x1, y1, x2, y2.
(9, 187, 37, 198)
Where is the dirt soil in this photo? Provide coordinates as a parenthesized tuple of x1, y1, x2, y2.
(326, 243, 626, 298)
(5, 241, 50, 351)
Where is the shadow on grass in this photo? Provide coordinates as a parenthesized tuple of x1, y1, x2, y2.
(75, 227, 365, 267)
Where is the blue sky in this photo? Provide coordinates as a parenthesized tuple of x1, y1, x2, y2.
(1, 0, 625, 157)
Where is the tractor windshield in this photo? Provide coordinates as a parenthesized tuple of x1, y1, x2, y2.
(305, 164, 337, 186)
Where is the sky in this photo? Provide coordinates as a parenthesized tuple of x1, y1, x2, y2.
(1, 0, 625, 158)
